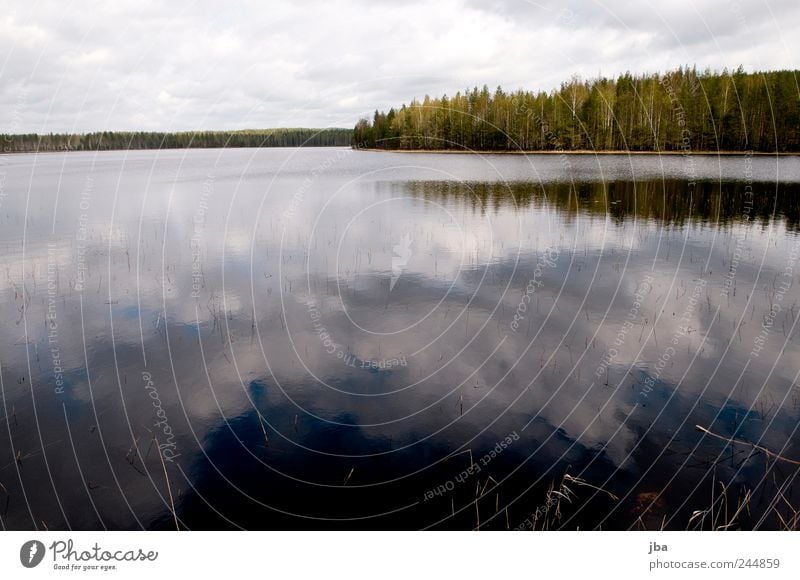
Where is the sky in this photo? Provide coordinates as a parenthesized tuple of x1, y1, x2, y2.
(1, 0, 798, 133)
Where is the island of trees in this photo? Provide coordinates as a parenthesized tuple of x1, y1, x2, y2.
(352, 67, 800, 152)
(1, 128, 353, 153)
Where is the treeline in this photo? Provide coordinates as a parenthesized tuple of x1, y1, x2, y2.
(353, 67, 800, 152)
(1, 128, 353, 153)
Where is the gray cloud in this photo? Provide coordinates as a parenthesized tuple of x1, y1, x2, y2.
(0, 0, 798, 132)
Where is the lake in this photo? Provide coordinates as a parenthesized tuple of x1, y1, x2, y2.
(2, 147, 800, 530)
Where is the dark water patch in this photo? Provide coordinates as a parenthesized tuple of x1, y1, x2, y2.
(2, 148, 800, 530)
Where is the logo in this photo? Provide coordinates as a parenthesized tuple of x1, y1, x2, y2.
(20, 540, 45, 568)
(390, 233, 413, 291)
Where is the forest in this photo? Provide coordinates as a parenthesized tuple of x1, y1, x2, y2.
(352, 67, 800, 152)
(0, 128, 352, 153)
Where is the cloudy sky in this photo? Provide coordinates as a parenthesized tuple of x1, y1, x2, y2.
(1, 0, 798, 132)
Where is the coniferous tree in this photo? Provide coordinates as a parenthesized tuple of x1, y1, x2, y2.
(1, 128, 353, 153)
(351, 68, 800, 153)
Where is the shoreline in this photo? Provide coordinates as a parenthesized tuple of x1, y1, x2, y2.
(0, 145, 350, 156)
(354, 147, 800, 156)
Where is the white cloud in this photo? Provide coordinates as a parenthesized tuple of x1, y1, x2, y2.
(0, 0, 798, 132)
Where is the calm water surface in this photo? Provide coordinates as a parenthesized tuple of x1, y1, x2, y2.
(2, 147, 800, 530)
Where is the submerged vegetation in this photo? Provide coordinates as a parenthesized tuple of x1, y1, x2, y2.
(352, 67, 800, 152)
(0, 127, 353, 153)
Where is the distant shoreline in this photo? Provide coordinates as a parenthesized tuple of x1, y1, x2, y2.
(354, 148, 800, 156)
(4, 146, 797, 157)
(0, 128, 353, 155)
(0, 144, 350, 155)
